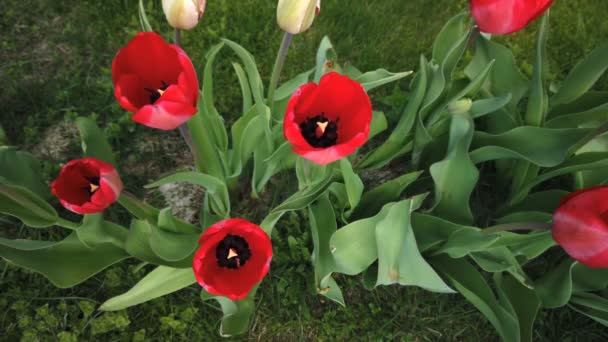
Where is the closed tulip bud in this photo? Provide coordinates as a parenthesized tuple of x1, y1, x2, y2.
(447, 98, 473, 116)
(162, 0, 206, 30)
(277, 0, 320, 35)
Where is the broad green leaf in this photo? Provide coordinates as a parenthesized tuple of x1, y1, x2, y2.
(274, 69, 313, 101)
(470, 127, 591, 167)
(489, 231, 555, 262)
(229, 104, 268, 179)
(432, 255, 520, 342)
(138, 0, 152, 32)
(430, 112, 478, 224)
(494, 273, 540, 342)
(308, 195, 344, 305)
(157, 207, 200, 234)
(549, 91, 608, 117)
(442, 59, 495, 109)
(146, 171, 230, 218)
(571, 292, 608, 313)
(505, 190, 569, 214)
(76, 117, 116, 166)
(471, 247, 532, 288)
(374, 195, 453, 293)
(571, 263, 608, 293)
(368, 110, 388, 141)
(411, 212, 470, 252)
(260, 176, 333, 234)
(201, 43, 229, 151)
(343, 62, 363, 78)
(359, 56, 428, 169)
(569, 304, 608, 327)
(149, 223, 198, 262)
(232, 62, 253, 114)
(0, 146, 49, 198)
(100, 266, 196, 311)
(253, 141, 297, 192)
(535, 258, 575, 308)
(0, 233, 128, 287)
(201, 290, 256, 337)
(125, 220, 191, 268)
(0, 183, 58, 227)
(222, 39, 264, 106)
(524, 13, 549, 127)
(339, 159, 363, 214)
(76, 214, 127, 249)
(251, 124, 275, 197)
(545, 102, 608, 129)
(465, 36, 528, 111)
(432, 12, 469, 69)
(355, 69, 413, 92)
(551, 43, 608, 106)
(314, 36, 339, 82)
(470, 94, 512, 119)
(350, 171, 422, 220)
(330, 202, 394, 275)
(509, 152, 608, 205)
(434, 228, 499, 258)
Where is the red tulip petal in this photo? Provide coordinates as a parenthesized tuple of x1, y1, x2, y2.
(292, 131, 367, 165)
(114, 74, 145, 111)
(553, 186, 608, 268)
(131, 101, 197, 130)
(471, 0, 554, 34)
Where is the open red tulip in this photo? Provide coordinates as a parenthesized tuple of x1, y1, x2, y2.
(552, 186, 608, 268)
(112, 32, 199, 130)
(51, 158, 123, 214)
(192, 218, 273, 300)
(470, 0, 554, 35)
(283, 72, 372, 165)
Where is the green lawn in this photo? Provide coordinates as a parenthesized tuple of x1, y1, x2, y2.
(2, 0, 608, 340)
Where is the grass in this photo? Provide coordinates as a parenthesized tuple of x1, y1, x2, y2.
(2, 0, 608, 340)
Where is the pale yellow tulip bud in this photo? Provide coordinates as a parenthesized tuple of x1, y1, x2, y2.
(162, 0, 206, 30)
(277, 0, 320, 35)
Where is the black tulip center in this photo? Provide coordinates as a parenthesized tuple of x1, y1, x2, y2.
(299, 114, 339, 148)
(216, 234, 252, 269)
(144, 80, 170, 104)
(87, 176, 100, 196)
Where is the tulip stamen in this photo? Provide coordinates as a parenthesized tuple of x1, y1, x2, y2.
(87, 176, 101, 195)
(216, 234, 252, 269)
(300, 113, 339, 148)
(144, 80, 170, 104)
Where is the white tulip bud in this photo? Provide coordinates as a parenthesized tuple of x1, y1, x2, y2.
(162, 0, 206, 30)
(277, 0, 320, 35)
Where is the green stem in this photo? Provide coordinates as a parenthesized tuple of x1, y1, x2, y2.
(482, 222, 552, 234)
(266, 32, 293, 107)
(56, 217, 79, 230)
(174, 28, 182, 46)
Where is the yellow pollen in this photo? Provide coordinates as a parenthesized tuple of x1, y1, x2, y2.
(157, 89, 165, 96)
(227, 248, 238, 259)
(89, 183, 100, 193)
(315, 121, 329, 137)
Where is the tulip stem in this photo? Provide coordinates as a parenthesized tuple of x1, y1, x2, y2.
(56, 217, 79, 230)
(266, 32, 293, 107)
(482, 222, 552, 234)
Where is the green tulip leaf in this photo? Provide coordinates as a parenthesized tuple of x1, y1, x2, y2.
(314, 36, 340, 82)
(125, 220, 191, 268)
(432, 255, 520, 342)
(551, 43, 608, 107)
(339, 158, 363, 214)
(0, 146, 49, 198)
(201, 290, 256, 337)
(0, 232, 128, 288)
(494, 273, 540, 342)
(76, 117, 116, 167)
(138, 0, 153, 32)
(430, 112, 478, 224)
(76, 214, 127, 249)
(232, 62, 253, 114)
(355, 69, 413, 92)
(0, 182, 58, 228)
(100, 266, 196, 311)
(222, 39, 264, 106)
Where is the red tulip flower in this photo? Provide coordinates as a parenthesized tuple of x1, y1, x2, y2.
(112, 32, 199, 130)
(51, 158, 123, 214)
(192, 218, 273, 300)
(470, 0, 554, 35)
(552, 186, 608, 268)
(283, 72, 372, 165)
